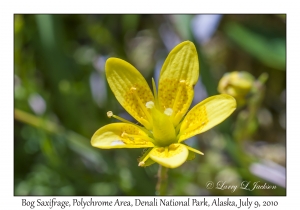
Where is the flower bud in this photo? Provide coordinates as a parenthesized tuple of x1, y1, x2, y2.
(218, 71, 254, 106)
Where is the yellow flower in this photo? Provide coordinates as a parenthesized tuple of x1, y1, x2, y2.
(91, 41, 236, 168)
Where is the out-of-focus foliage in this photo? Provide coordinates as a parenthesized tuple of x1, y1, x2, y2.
(14, 14, 286, 195)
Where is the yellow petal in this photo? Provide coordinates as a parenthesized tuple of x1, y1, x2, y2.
(158, 41, 199, 126)
(179, 94, 236, 142)
(91, 123, 154, 149)
(106, 58, 154, 129)
(149, 144, 188, 168)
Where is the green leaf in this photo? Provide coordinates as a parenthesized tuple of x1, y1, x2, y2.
(224, 22, 286, 70)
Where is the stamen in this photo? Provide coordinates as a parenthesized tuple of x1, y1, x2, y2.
(157, 147, 165, 152)
(138, 162, 145, 167)
(175, 120, 183, 134)
(152, 78, 159, 108)
(107, 111, 113, 118)
(122, 131, 156, 144)
(106, 111, 151, 134)
(121, 131, 126, 138)
(131, 88, 152, 122)
(121, 132, 134, 141)
(165, 147, 169, 157)
(169, 144, 179, 150)
(184, 145, 204, 155)
(164, 108, 173, 116)
(107, 111, 134, 124)
(146, 101, 155, 109)
(138, 149, 152, 167)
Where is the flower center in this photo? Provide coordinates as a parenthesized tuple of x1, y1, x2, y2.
(146, 101, 177, 147)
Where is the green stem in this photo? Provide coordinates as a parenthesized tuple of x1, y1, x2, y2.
(156, 165, 168, 195)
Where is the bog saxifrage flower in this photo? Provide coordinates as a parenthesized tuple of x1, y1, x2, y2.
(91, 41, 236, 168)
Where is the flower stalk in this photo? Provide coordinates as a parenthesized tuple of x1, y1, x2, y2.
(156, 165, 168, 195)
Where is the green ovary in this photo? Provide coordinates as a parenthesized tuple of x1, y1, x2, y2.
(150, 108, 177, 147)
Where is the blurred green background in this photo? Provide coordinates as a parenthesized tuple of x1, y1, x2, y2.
(14, 14, 286, 195)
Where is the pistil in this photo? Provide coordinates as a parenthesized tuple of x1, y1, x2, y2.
(146, 101, 177, 147)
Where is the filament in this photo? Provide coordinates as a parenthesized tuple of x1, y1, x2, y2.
(184, 144, 204, 155)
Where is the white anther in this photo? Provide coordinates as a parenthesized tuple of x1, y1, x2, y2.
(107, 111, 113, 118)
(138, 161, 145, 167)
(145, 101, 155, 109)
(164, 108, 173, 116)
